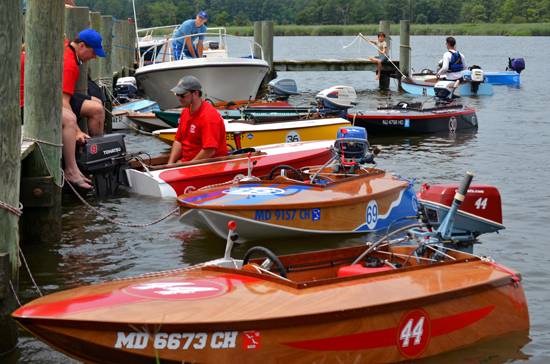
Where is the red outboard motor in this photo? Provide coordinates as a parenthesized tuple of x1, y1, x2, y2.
(417, 183, 504, 237)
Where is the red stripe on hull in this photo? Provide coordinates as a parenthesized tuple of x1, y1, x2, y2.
(283, 305, 495, 351)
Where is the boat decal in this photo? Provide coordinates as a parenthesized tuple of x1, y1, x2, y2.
(242, 330, 262, 350)
(286, 130, 301, 143)
(356, 186, 418, 232)
(114, 331, 239, 350)
(254, 208, 321, 222)
(283, 305, 495, 354)
(122, 279, 227, 300)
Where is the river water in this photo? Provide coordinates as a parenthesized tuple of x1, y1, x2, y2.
(7, 35, 550, 363)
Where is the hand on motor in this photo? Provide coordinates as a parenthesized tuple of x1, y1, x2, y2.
(76, 130, 90, 144)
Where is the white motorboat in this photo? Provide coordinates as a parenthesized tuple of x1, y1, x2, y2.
(135, 27, 269, 110)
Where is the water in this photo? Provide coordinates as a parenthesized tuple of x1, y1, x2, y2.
(7, 35, 550, 363)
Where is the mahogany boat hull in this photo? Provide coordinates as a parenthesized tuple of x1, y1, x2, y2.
(13, 250, 529, 363)
(178, 172, 418, 242)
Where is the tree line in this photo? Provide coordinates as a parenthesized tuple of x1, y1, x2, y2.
(77, 0, 550, 28)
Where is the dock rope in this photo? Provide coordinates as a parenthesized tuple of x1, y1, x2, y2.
(19, 248, 43, 297)
(0, 201, 23, 217)
(64, 176, 179, 227)
(9, 280, 22, 307)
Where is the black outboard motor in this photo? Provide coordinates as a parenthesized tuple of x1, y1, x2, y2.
(114, 77, 138, 103)
(267, 79, 300, 100)
(507, 57, 525, 73)
(76, 134, 130, 197)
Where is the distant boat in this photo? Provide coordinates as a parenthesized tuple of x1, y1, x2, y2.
(135, 27, 269, 110)
(463, 70, 520, 86)
(401, 75, 493, 97)
(348, 101, 478, 135)
(111, 99, 160, 130)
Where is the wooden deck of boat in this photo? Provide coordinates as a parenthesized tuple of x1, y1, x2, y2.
(273, 58, 399, 72)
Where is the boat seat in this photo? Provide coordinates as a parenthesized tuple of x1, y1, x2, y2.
(337, 264, 392, 278)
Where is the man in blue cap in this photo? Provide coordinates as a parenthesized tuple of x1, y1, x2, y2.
(172, 11, 208, 59)
(62, 28, 106, 189)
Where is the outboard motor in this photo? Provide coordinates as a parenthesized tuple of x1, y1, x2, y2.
(114, 77, 138, 103)
(418, 183, 505, 247)
(468, 65, 484, 94)
(76, 134, 130, 197)
(507, 57, 525, 73)
(315, 86, 357, 117)
(333, 126, 374, 172)
(434, 80, 459, 101)
(267, 79, 300, 100)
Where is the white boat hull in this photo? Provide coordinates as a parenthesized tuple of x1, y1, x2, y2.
(135, 58, 269, 109)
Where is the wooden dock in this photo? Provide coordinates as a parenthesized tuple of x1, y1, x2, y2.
(20, 139, 36, 160)
(273, 58, 399, 73)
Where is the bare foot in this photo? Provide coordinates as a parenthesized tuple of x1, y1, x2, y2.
(375, 75, 380, 80)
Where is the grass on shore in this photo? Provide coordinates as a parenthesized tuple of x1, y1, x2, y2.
(224, 23, 550, 36)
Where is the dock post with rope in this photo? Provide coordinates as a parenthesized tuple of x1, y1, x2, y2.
(20, 0, 65, 244)
(99, 15, 114, 133)
(400, 20, 411, 80)
(0, 0, 23, 353)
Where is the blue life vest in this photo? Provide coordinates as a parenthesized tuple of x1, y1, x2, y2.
(448, 51, 464, 72)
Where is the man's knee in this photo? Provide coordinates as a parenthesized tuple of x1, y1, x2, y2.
(81, 98, 104, 120)
(62, 108, 77, 127)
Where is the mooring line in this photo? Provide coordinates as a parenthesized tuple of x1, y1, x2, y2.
(19, 248, 43, 297)
(65, 176, 179, 228)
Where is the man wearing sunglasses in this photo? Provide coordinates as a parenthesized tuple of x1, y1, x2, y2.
(167, 75, 227, 164)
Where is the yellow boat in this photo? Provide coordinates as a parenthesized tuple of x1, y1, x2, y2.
(152, 117, 351, 149)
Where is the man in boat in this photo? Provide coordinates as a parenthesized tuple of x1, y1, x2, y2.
(366, 32, 388, 81)
(171, 11, 208, 60)
(167, 75, 227, 163)
(436, 36, 467, 81)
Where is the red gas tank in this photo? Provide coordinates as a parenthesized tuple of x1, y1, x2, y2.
(418, 183, 504, 235)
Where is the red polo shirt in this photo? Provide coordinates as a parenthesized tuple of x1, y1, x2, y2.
(174, 101, 227, 161)
(62, 41, 80, 96)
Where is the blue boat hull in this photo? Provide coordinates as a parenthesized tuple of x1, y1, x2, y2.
(401, 79, 493, 97)
(463, 70, 520, 86)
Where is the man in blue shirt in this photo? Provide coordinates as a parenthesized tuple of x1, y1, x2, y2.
(172, 11, 208, 59)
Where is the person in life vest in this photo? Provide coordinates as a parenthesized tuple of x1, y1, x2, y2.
(167, 75, 227, 163)
(436, 36, 467, 81)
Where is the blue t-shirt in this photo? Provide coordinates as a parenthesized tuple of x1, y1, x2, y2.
(173, 19, 207, 47)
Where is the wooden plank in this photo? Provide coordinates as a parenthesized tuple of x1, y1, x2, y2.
(20, 140, 35, 160)
(273, 58, 398, 72)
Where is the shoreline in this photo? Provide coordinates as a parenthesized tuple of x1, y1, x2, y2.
(224, 23, 550, 36)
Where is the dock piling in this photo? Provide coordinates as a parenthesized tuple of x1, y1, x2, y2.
(261, 21, 275, 79)
(0, 0, 23, 353)
(253, 21, 262, 60)
(400, 20, 411, 78)
(378, 20, 392, 89)
(89, 11, 102, 81)
(99, 15, 114, 133)
(21, 0, 65, 244)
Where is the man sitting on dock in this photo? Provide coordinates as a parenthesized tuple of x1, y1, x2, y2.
(366, 32, 388, 80)
(436, 36, 466, 81)
(167, 76, 227, 164)
(171, 11, 208, 59)
(62, 29, 106, 189)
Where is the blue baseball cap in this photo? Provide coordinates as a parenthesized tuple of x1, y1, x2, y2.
(78, 29, 105, 58)
(197, 10, 208, 20)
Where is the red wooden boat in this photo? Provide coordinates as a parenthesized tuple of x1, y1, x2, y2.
(126, 140, 334, 198)
(12, 174, 529, 363)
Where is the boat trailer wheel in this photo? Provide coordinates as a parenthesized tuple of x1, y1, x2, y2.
(268, 165, 304, 181)
(242, 246, 287, 278)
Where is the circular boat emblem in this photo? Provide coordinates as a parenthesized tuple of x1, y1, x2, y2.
(183, 185, 196, 194)
(449, 116, 458, 132)
(397, 309, 431, 358)
(123, 279, 227, 300)
(365, 200, 379, 229)
(286, 131, 301, 143)
(247, 133, 254, 140)
(223, 187, 287, 196)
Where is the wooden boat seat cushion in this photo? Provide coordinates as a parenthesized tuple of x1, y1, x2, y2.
(336, 264, 392, 277)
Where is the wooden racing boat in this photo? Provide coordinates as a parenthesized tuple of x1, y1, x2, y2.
(348, 101, 478, 135)
(12, 174, 529, 363)
(126, 140, 334, 198)
(152, 117, 351, 149)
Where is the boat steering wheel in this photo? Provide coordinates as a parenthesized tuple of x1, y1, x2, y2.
(242, 246, 287, 278)
(268, 165, 305, 181)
